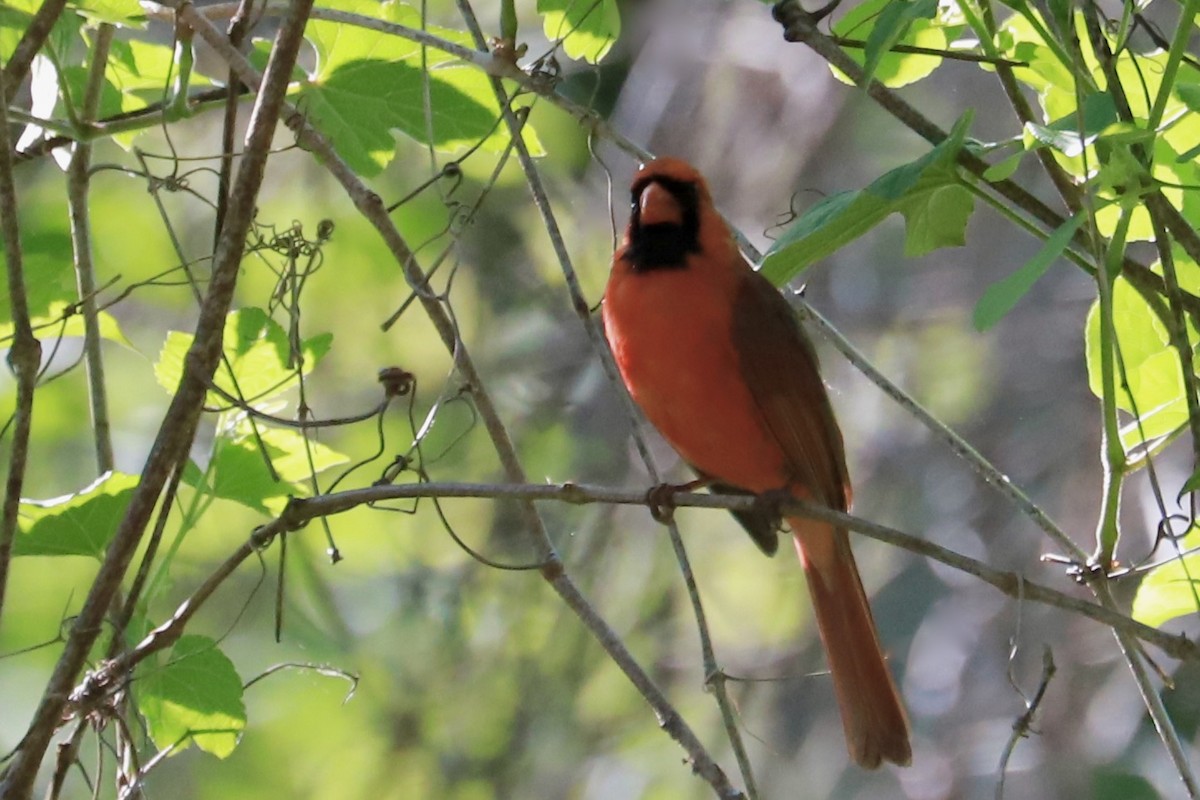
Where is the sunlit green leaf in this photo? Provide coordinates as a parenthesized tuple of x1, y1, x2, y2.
(256, 425, 350, 484)
(982, 150, 1025, 181)
(1084, 275, 1187, 445)
(299, 0, 542, 174)
(539, 0, 620, 64)
(862, 0, 938, 86)
(832, 0, 948, 87)
(301, 59, 541, 175)
(1094, 140, 1186, 242)
(138, 635, 247, 758)
(0, 5, 34, 61)
(71, 0, 146, 27)
(189, 423, 349, 514)
(0, 300, 132, 348)
(15, 472, 139, 558)
(1133, 528, 1200, 628)
(1119, 392, 1186, 452)
(1022, 92, 1118, 157)
(154, 308, 332, 406)
(106, 37, 210, 95)
(308, 0, 472, 73)
(1, 0, 81, 61)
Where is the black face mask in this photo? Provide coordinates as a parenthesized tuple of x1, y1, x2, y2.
(625, 176, 701, 271)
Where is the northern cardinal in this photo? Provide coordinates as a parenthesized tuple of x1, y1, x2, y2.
(602, 157, 911, 768)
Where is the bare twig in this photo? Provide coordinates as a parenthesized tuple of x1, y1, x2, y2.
(996, 646, 1056, 800)
(797, 301, 1087, 562)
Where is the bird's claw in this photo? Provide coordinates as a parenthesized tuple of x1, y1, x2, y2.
(644, 479, 708, 524)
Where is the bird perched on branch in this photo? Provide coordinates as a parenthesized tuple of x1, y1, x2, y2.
(603, 157, 911, 769)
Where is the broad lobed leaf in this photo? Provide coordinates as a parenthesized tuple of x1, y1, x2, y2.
(760, 114, 972, 285)
(137, 634, 247, 758)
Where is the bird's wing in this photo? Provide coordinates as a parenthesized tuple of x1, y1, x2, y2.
(729, 268, 851, 512)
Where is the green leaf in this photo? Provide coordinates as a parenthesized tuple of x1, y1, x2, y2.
(257, 425, 350, 484)
(761, 114, 971, 284)
(1023, 121, 1087, 157)
(538, 0, 620, 64)
(106, 38, 210, 96)
(1092, 769, 1162, 800)
(973, 211, 1084, 330)
(1118, 391, 1186, 452)
(0, 229, 74, 323)
(15, 472, 140, 558)
(0, 5, 34, 62)
(1178, 82, 1200, 114)
(154, 308, 332, 407)
(1022, 95, 1118, 158)
(900, 182, 973, 255)
(982, 150, 1024, 181)
(1, 0, 81, 61)
(1084, 275, 1187, 452)
(190, 424, 349, 514)
(308, 0, 472, 72)
(832, 0, 948, 88)
(301, 60, 540, 176)
(71, 0, 147, 27)
(861, 0, 938, 86)
(1133, 528, 1200, 628)
(299, 0, 541, 174)
(137, 634, 247, 758)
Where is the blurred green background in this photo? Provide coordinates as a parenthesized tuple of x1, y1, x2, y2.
(3, 0, 1194, 798)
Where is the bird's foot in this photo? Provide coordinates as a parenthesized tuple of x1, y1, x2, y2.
(644, 479, 708, 524)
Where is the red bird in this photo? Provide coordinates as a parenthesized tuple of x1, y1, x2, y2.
(603, 157, 911, 768)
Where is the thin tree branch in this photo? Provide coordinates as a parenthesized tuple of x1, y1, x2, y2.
(0, 0, 314, 792)
(67, 23, 116, 474)
(0, 58, 42, 634)
(14, 87, 245, 162)
(173, 479, 1193, 663)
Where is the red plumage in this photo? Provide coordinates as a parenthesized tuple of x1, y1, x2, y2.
(603, 157, 911, 769)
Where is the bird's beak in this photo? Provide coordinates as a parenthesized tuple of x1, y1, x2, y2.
(638, 181, 683, 227)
